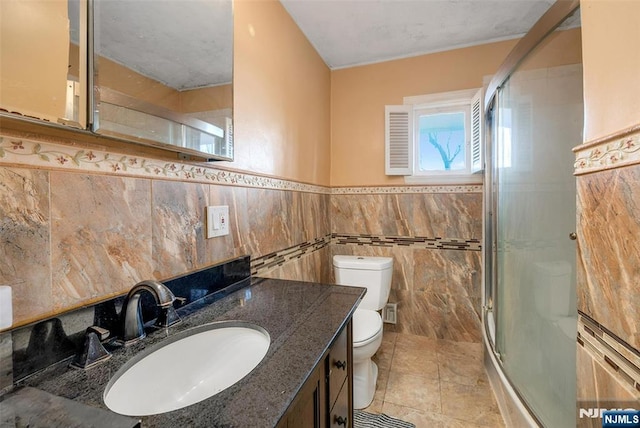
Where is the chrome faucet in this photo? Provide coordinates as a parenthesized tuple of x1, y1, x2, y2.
(121, 280, 181, 345)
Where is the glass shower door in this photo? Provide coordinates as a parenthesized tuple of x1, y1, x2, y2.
(493, 31, 583, 427)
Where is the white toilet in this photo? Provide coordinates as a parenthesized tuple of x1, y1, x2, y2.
(333, 255, 393, 409)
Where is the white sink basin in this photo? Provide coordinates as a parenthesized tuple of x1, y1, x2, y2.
(103, 321, 270, 416)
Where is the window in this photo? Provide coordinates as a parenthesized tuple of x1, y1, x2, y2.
(386, 88, 483, 183)
(416, 107, 468, 173)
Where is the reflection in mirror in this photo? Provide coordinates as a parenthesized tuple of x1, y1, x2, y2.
(92, 0, 233, 161)
(0, 0, 86, 127)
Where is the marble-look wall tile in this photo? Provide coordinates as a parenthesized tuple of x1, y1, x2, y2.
(152, 180, 211, 278)
(297, 191, 331, 244)
(391, 290, 481, 342)
(3, 145, 477, 346)
(331, 193, 482, 239)
(329, 188, 483, 342)
(244, 188, 294, 257)
(152, 183, 331, 279)
(243, 188, 330, 258)
(0, 168, 51, 325)
(577, 166, 640, 349)
(330, 244, 482, 342)
(208, 184, 251, 260)
(412, 249, 481, 300)
(50, 172, 153, 310)
(577, 344, 640, 428)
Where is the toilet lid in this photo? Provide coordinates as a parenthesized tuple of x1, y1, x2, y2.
(353, 309, 383, 344)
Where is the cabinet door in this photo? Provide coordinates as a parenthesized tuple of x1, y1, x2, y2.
(328, 325, 349, 407)
(286, 363, 326, 428)
(329, 379, 350, 428)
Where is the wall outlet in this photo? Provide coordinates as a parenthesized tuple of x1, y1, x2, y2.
(206, 205, 229, 238)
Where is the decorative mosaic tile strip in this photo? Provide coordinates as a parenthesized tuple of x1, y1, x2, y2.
(0, 136, 331, 194)
(251, 232, 481, 276)
(332, 233, 481, 251)
(331, 185, 483, 194)
(574, 125, 640, 175)
(578, 313, 640, 393)
(251, 235, 332, 276)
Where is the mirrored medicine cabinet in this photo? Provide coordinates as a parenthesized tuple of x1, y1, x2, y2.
(0, 0, 87, 128)
(0, 0, 233, 162)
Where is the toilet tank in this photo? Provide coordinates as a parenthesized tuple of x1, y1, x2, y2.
(333, 255, 393, 311)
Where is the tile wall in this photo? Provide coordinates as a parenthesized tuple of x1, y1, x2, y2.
(330, 187, 483, 342)
(573, 126, 640, 423)
(0, 134, 329, 327)
(0, 132, 484, 345)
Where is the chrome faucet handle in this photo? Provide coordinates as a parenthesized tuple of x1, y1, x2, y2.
(70, 326, 112, 369)
(155, 305, 181, 328)
(122, 280, 181, 345)
(154, 295, 185, 328)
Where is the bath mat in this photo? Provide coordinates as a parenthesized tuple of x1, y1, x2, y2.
(354, 410, 416, 428)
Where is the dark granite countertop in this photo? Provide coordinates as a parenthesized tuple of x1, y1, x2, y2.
(14, 277, 365, 427)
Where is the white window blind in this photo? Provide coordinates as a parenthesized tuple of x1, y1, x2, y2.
(385, 105, 413, 175)
(470, 88, 483, 174)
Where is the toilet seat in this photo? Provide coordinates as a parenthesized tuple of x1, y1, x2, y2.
(353, 309, 383, 347)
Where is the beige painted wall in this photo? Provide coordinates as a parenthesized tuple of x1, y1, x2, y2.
(98, 57, 181, 111)
(99, 59, 233, 114)
(0, 0, 69, 122)
(0, 0, 331, 185)
(330, 39, 518, 187)
(181, 84, 232, 113)
(231, 0, 331, 186)
(581, 0, 640, 141)
(330, 29, 582, 187)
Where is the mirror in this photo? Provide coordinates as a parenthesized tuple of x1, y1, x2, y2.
(91, 0, 233, 161)
(0, 0, 86, 128)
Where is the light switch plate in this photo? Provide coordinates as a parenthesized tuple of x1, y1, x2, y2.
(206, 205, 229, 238)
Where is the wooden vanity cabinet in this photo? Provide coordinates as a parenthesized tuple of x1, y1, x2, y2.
(327, 324, 350, 427)
(278, 320, 353, 428)
(283, 362, 326, 428)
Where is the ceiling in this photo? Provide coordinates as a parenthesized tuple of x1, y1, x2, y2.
(89, 0, 576, 90)
(280, 0, 559, 69)
(90, 0, 233, 91)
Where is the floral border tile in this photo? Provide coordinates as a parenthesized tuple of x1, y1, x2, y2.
(0, 135, 482, 196)
(574, 126, 640, 175)
(331, 185, 483, 194)
(0, 136, 330, 194)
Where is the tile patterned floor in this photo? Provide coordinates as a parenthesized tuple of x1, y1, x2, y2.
(363, 332, 506, 428)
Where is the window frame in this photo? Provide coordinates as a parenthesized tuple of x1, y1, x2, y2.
(402, 88, 483, 184)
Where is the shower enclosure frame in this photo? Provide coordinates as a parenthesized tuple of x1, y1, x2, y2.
(482, 0, 581, 425)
